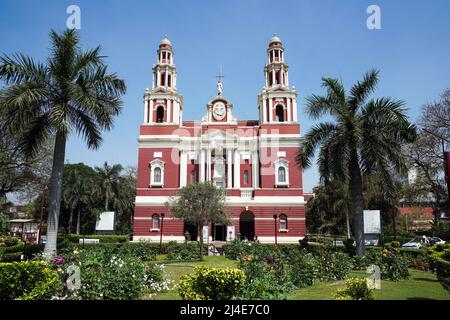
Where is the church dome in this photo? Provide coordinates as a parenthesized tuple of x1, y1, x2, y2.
(269, 33, 282, 45)
(160, 36, 172, 47)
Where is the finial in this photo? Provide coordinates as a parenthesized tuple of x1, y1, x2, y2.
(216, 65, 224, 96)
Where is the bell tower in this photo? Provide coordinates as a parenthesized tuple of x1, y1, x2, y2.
(143, 36, 183, 125)
(258, 34, 298, 124)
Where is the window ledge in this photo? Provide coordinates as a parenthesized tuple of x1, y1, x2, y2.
(150, 228, 160, 232)
(150, 183, 163, 187)
(275, 182, 289, 187)
(279, 229, 289, 233)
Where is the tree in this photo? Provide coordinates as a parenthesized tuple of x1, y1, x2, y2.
(0, 29, 126, 255)
(166, 182, 229, 260)
(62, 163, 98, 234)
(297, 70, 416, 256)
(95, 161, 123, 211)
(405, 89, 450, 220)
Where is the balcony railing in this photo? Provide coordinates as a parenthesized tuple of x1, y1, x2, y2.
(240, 189, 253, 199)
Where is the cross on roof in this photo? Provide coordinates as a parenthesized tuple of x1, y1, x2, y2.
(216, 65, 224, 82)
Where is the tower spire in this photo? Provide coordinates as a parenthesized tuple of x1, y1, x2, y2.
(216, 65, 224, 95)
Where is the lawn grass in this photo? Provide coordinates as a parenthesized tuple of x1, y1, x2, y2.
(144, 256, 450, 300)
(290, 270, 450, 300)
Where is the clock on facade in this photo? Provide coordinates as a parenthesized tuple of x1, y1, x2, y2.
(212, 102, 226, 121)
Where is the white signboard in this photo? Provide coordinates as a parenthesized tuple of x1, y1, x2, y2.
(95, 211, 115, 231)
(363, 210, 381, 234)
(227, 226, 235, 241)
(202, 225, 209, 243)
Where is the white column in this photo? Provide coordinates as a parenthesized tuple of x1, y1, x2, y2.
(144, 98, 148, 123)
(180, 151, 188, 187)
(167, 99, 172, 123)
(165, 70, 168, 88)
(227, 148, 233, 188)
(173, 100, 179, 124)
(293, 98, 298, 122)
(173, 73, 177, 88)
(272, 69, 275, 85)
(262, 98, 267, 123)
(200, 149, 206, 182)
(207, 148, 212, 181)
(156, 70, 160, 87)
(287, 98, 292, 122)
(268, 98, 273, 123)
(252, 150, 259, 189)
(149, 99, 154, 123)
(286, 71, 289, 87)
(152, 73, 155, 90)
(233, 149, 240, 189)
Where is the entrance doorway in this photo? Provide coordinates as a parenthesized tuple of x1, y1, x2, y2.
(239, 211, 255, 241)
(213, 224, 226, 241)
(184, 222, 198, 241)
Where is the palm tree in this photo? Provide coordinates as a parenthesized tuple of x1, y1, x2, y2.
(95, 161, 123, 211)
(0, 29, 126, 255)
(63, 168, 81, 233)
(297, 70, 416, 256)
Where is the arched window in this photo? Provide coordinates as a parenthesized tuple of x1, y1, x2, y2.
(276, 104, 285, 122)
(156, 106, 164, 123)
(160, 72, 166, 86)
(243, 170, 249, 185)
(274, 159, 289, 186)
(279, 214, 287, 230)
(190, 170, 196, 184)
(154, 167, 161, 183)
(150, 159, 164, 186)
(168, 74, 172, 87)
(152, 214, 160, 230)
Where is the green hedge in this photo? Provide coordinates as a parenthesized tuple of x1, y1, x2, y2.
(0, 237, 24, 262)
(0, 261, 62, 300)
(428, 243, 450, 292)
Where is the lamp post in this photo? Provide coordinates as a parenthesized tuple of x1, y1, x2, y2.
(273, 214, 278, 245)
(159, 213, 165, 254)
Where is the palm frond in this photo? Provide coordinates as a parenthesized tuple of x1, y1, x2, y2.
(348, 69, 379, 112)
(296, 122, 339, 168)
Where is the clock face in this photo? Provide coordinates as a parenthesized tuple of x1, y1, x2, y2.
(212, 102, 226, 120)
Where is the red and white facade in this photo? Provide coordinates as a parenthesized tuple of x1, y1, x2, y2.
(133, 35, 306, 243)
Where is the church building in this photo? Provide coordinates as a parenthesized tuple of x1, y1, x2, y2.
(133, 34, 307, 243)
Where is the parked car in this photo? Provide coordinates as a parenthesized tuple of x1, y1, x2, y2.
(401, 237, 424, 249)
(401, 236, 445, 249)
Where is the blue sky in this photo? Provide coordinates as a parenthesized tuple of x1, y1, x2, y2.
(1, 0, 449, 194)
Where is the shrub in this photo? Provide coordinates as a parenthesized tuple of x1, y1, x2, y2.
(365, 249, 410, 281)
(0, 261, 62, 300)
(288, 252, 317, 287)
(315, 251, 352, 282)
(223, 241, 253, 260)
(166, 241, 205, 261)
(0, 237, 24, 262)
(335, 277, 374, 300)
(178, 266, 245, 300)
(237, 255, 295, 299)
(428, 243, 450, 292)
(49, 247, 165, 299)
(23, 244, 45, 260)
